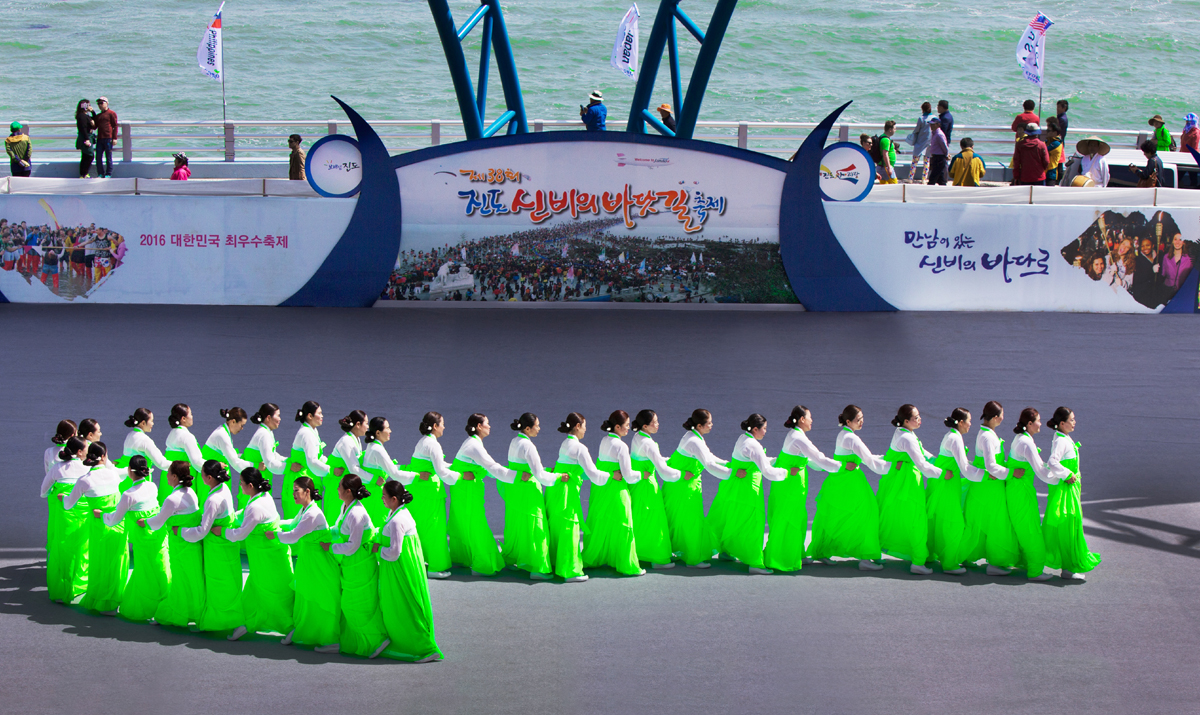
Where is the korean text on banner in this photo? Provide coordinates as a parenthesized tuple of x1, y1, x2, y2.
(197, 2, 225, 82)
(1016, 12, 1053, 88)
(610, 4, 640, 80)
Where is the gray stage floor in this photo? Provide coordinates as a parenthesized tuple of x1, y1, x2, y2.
(1, 304, 1198, 714)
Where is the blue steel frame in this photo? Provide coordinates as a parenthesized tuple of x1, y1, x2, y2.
(426, 0, 529, 140)
(626, 0, 738, 140)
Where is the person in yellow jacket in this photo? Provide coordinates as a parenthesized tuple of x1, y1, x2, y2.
(950, 137, 986, 187)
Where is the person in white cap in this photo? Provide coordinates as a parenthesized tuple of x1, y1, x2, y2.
(580, 91, 606, 132)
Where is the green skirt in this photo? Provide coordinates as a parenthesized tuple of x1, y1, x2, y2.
(628, 468, 672, 565)
(46, 483, 89, 602)
(197, 534, 244, 632)
(282, 450, 314, 520)
(154, 528, 206, 626)
(807, 469, 881, 561)
(446, 461, 504, 575)
(925, 474, 968, 568)
(321, 468, 346, 525)
(501, 478, 551, 574)
(119, 510, 170, 622)
(378, 535, 443, 662)
(1042, 481, 1101, 573)
(581, 472, 640, 575)
(79, 494, 126, 612)
(662, 452, 709, 566)
(546, 465, 584, 579)
(764, 457, 808, 572)
(960, 479, 1019, 568)
(339, 547, 390, 657)
(242, 531, 294, 634)
(292, 540, 341, 647)
(1005, 474, 1047, 578)
(721, 461, 766, 569)
(877, 461, 930, 565)
(704, 478, 735, 556)
(408, 477, 451, 573)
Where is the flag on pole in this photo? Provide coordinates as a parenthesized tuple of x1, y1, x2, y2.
(561, 244, 568, 258)
(460, 247, 467, 261)
(690, 252, 696, 264)
(1016, 12, 1053, 88)
(638, 258, 646, 274)
(197, 2, 225, 82)
(618, 252, 626, 264)
(610, 4, 640, 80)
(699, 252, 704, 264)
(511, 243, 520, 256)
(599, 250, 608, 262)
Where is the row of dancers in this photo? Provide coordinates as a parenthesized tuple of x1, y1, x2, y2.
(42, 399, 1099, 595)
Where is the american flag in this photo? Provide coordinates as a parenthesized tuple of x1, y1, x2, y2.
(1028, 13, 1053, 34)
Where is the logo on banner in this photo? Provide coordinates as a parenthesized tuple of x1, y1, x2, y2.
(306, 134, 363, 198)
(615, 153, 671, 169)
(819, 142, 875, 202)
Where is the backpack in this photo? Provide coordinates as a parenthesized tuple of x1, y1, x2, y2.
(869, 135, 884, 164)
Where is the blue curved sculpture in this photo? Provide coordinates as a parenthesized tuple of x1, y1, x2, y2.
(281, 97, 402, 307)
(778, 102, 897, 311)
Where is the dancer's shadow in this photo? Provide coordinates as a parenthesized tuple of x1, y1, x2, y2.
(1082, 496, 1200, 559)
(0, 560, 395, 665)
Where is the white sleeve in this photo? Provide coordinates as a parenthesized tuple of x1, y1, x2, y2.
(41, 464, 62, 499)
(147, 491, 183, 531)
(44, 448, 57, 476)
(298, 429, 330, 477)
(331, 513, 365, 555)
(521, 441, 560, 487)
(277, 508, 327, 544)
(379, 518, 403, 562)
(140, 435, 172, 471)
(365, 444, 419, 485)
(257, 429, 288, 476)
(849, 435, 890, 475)
(636, 437, 681, 482)
(899, 433, 943, 480)
(62, 476, 89, 511)
(182, 495, 221, 542)
(568, 440, 609, 486)
(744, 441, 788, 481)
(460, 439, 517, 483)
(612, 441, 642, 484)
(181, 432, 206, 473)
(1045, 438, 1074, 484)
(949, 435, 985, 482)
(792, 434, 842, 474)
(421, 438, 461, 485)
(980, 435, 1010, 480)
(224, 502, 271, 542)
(103, 491, 136, 527)
(211, 429, 252, 473)
(691, 437, 732, 479)
(1015, 437, 1054, 484)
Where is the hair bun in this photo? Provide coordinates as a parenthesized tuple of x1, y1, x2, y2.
(220, 408, 230, 420)
(295, 409, 305, 422)
(557, 422, 571, 433)
(510, 419, 521, 431)
(124, 415, 137, 428)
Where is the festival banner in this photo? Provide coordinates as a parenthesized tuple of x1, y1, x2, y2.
(824, 201, 1192, 313)
(197, 2, 225, 82)
(610, 4, 640, 80)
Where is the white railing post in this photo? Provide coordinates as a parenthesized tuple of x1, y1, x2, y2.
(224, 122, 235, 162)
(121, 123, 132, 162)
(838, 124, 850, 142)
(534, 120, 544, 132)
(431, 120, 441, 146)
(738, 122, 748, 149)
(328, 121, 338, 136)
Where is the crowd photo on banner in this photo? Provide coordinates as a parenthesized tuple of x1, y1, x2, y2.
(380, 218, 796, 303)
(1060, 209, 1195, 309)
(0, 217, 126, 299)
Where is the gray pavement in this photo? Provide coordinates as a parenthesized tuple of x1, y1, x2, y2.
(1, 304, 1198, 714)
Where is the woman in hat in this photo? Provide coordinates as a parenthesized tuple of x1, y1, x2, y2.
(1077, 137, 1111, 187)
(1149, 115, 1174, 153)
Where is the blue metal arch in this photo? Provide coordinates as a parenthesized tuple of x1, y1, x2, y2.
(627, 0, 739, 140)
(426, 0, 528, 140)
(280, 97, 401, 307)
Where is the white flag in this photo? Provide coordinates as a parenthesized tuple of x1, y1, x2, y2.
(618, 252, 626, 264)
(197, 2, 224, 82)
(461, 247, 467, 260)
(690, 252, 696, 264)
(561, 244, 568, 258)
(1016, 13, 1053, 88)
(610, 4, 639, 80)
(511, 243, 520, 256)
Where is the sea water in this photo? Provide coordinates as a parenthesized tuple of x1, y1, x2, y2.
(1, 0, 1198, 133)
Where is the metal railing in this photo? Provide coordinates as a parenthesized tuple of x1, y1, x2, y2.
(16, 119, 1152, 163)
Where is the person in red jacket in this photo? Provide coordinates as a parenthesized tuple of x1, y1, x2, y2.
(1011, 99, 1040, 134)
(93, 97, 118, 178)
(1012, 123, 1050, 186)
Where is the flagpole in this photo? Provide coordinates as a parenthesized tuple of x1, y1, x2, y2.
(220, 4, 227, 125)
(1037, 32, 1045, 122)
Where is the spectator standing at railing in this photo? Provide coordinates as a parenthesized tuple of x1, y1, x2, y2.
(1044, 117, 1064, 186)
(877, 121, 898, 184)
(75, 100, 96, 178)
(93, 97, 118, 179)
(1012, 123, 1049, 186)
(657, 104, 676, 133)
(1181, 114, 1200, 153)
(1148, 115, 1174, 153)
(949, 138, 985, 187)
(936, 100, 954, 144)
(927, 117, 949, 185)
(1011, 99, 1040, 134)
(1129, 140, 1166, 188)
(6, 122, 32, 177)
(170, 153, 190, 181)
(1056, 100, 1070, 142)
(904, 102, 934, 183)
(288, 134, 306, 181)
(581, 91, 607, 132)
